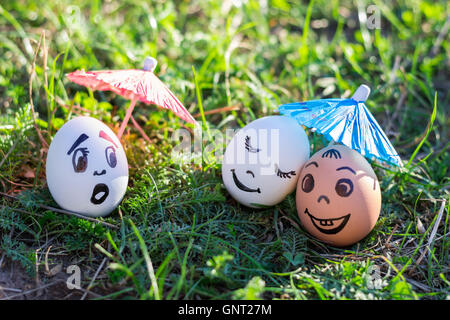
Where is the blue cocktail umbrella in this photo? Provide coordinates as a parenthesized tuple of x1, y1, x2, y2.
(278, 85, 403, 167)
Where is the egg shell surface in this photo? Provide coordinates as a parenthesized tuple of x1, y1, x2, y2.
(296, 144, 381, 247)
(46, 116, 128, 217)
(222, 115, 310, 208)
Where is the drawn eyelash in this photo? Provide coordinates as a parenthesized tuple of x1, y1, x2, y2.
(79, 147, 90, 156)
(245, 136, 261, 153)
(275, 164, 296, 179)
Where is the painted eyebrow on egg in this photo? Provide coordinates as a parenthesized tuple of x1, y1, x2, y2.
(322, 148, 342, 159)
(336, 166, 356, 175)
(305, 161, 319, 168)
(99, 130, 118, 148)
(67, 133, 89, 155)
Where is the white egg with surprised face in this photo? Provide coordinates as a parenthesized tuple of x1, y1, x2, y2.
(222, 116, 310, 208)
(46, 117, 128, 217)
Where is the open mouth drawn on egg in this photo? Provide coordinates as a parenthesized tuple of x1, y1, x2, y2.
(90, 183, 109, 205)
(231, 169, 261, 193)
(304, 208, 350, 235)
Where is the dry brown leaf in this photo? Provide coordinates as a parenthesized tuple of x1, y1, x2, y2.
(21, 165, 35, 179)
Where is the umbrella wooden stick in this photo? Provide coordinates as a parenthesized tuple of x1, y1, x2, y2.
(117, 97, 138, 139)
(116, 58, 157, 139)
(130, 115, 152, 145)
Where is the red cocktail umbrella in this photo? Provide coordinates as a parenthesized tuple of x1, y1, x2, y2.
(66, 57, 196, 139)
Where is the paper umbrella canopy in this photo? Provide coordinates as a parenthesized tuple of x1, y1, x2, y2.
(67, 57, 197, 139)
(278, 85, 403, 167)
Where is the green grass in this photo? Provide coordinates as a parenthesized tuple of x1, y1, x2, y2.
(0, 0, 449, 300)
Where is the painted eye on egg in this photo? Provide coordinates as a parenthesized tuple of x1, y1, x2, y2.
(301, 174, 314, 193)
(335, 178, 353, 197)
(276, 166, 296, 179)
(105, 146, 117, 168)
(72, 147, 89, 173)
(245, 136, 261, 153)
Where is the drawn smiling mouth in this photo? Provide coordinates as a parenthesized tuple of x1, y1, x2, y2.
(305, 208, 350, 235)
(90, 183, 109, 205)
(231, 169, 261, 193)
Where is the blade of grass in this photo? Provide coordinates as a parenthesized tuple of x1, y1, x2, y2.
(0, 4, 33, 58)
(192, 65, 211, 140)
(406, 92, 437, 167)
(129, 219, 160, 300)
(155, 248, 176, 299)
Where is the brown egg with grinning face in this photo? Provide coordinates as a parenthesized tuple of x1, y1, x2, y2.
(296, 144, 381, 247)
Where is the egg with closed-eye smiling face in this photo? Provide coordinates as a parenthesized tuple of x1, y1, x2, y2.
(296, 144, 381, 247)
(46, 117, 128, 217)
(222, 116, 310, 208)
